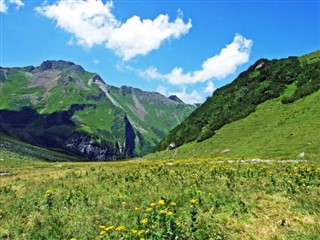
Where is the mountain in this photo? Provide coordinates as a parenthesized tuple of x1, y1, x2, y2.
(168, 95, 184, 103)
(0, 60, 195, 160)
(153, 51, 320, 159)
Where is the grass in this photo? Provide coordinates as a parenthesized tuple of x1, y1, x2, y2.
(0, 151, 319, 239)
(148, 89, 320, 161)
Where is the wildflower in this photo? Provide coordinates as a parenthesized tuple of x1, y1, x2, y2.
(105, 226, 114, 232)
(140, 218, 148, 225)
(158, 199, 165, 205)
(138, 229, 145, 235)
(131, 229, 138, 234)
(166, 211, 173, 216)
(170, 202, 177, 206)
(116, 226, 125, 231)
(160, 209, 166, 214)
(70, 238, 77, 240)
(150, 202, 156, 207)
(190, 198, 197, 205)
(135, 207, 140, 211)
(45, 189, 53, 197)
(146, 207, 152, 212)
(121, 201, 127, 206)
(140, 238, 145, 240)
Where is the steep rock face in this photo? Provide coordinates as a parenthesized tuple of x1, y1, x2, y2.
(66, 135, 116, 160)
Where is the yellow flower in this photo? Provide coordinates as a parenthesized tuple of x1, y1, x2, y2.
(138, 229, 145, 235)
(166, 211, 173, 216)
(150, 202, 156, 207)
(190, 198, 197, 205)
(158, 199, 165, 205)
(140, 218, 148, 225)
(105, 226, 114, 231)
(160, 209, 166, 214)
(140, 238, 145, 240)
(116, 226, 125, 231)
(170, 202, 177, 206)
(135, 207, 140, 211)
(131, 229, 138, 234)
(146, 207, 152, 212)
(99, 225, 106, 230)
(45, 189, 53, 197)
(121, 201, 127, 206)
(70, 238, 77, 240)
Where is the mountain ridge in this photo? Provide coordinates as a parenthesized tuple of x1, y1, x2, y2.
(0, 60, 195, 160)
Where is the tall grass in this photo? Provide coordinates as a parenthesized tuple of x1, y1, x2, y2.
(1, 157, 319, 239)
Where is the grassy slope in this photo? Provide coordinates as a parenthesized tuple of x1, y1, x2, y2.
(146, 88, 320, 161)
(0, 132, 79, 162)
(156, 51, 320, 151)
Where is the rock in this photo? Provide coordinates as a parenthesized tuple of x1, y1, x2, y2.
(167, 142, 176, 150)
(255, 62, 265, 70)
(0, 172, 12, 176)
(298, 152, 305, 158)
(220, 149, 230, 154)
(38, 60, 84, 74)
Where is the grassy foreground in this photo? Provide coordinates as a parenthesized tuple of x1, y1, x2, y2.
(0, 154, 319, 239)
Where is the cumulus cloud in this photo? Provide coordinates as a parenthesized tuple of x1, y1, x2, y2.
(35, 0, 191, 60)
(1, 0, 24, 13)
(170, 87, 202, 104)
(203, 81, 216, 94)
(9, 0, 23, 9)
(0, 0, 8, 13)
(141, 34, 253, 85)
(156, 85, 168, 96)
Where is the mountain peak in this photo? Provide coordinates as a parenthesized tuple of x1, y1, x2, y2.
(38, 60, 84, 73)
(168, 95, 184, 103)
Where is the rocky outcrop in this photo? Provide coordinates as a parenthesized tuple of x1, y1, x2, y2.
(66, 135, 117, 161)
(168, 95, 184, 103)
(38, 60, 84, 74)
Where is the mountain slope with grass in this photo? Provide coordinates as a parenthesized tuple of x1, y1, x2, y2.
(151, 51, 320, 160)
(0, 61, 195, 160)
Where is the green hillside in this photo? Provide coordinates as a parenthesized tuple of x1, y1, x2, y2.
(0, 61, 195, 160)
(150, 51, 320, 160)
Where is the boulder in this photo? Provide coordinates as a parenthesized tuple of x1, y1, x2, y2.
(167, 142, 176, 150)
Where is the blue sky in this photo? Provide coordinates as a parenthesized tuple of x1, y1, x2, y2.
(1, 0, 319, 103)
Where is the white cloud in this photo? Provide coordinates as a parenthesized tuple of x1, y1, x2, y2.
(170, 87, 202, 104)
(156, 85, 168, 96)
(203, 81, 216, 94)
(0, 0, 8, 13)
(35, 0, 117, 47)
(1, 0, 24, 13)
(107, 14, 191, 60)
(35, 0, 191, 60)
(9, 0, 23, 9)
(142, 34, 253, 85)
(93, 59, 100, 64)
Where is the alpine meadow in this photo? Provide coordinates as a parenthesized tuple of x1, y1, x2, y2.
(1, 0, 319, 239)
